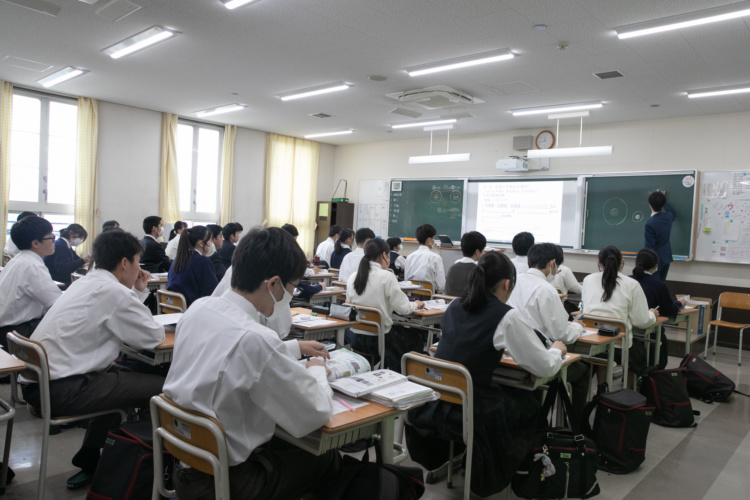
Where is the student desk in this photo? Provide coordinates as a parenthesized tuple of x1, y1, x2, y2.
(147, 276, 168, 292)
(331, 280, 347, 287)
(568, 329, 625, 389)
(493, 353, 582, 392)
(0, 349, 26, 493)
(633, 316, 669, 367)
(307, 272, 336, 286)
(275, 399, 404, 464)
(290, 307, 359, 345)
(664, 308, 702, 356)
(308, 288, 347, 305)
(393, 308, 445, 348)
(120, 332, 175, 366)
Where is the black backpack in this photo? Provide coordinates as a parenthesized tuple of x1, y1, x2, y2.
(580, 385, 654, 474)
(679, 354, 738, 403)
(640, 367, 699, 427)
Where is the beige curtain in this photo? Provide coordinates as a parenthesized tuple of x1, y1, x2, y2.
(0, 81, 12, 249)
(159, 113, 181, 229)
(265, 134, 319, 256)
(75, 97, 98, 257)
(220, 124, 236, 225)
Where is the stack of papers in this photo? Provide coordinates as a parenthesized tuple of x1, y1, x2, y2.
(399, 281, 421, 288)
(150, 273, 168, 279)
(292, 315, 338, 327)
(153, 313, 183, 326)
(364, 381, 439, 410)
(421, 299, 448, 311)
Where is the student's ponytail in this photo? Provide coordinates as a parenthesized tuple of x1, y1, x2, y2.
(335, 229, 353, 255)
(633, 248, 659, 280)
(353, 239, 389, 295)
(173, 226, 209, 274)
(460, 252, 516, 314)
(169, 221, 186, 241)
(599, 246, 622, 302)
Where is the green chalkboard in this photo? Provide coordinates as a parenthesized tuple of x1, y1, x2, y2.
(389, 179, 464, 240)
(583, 173, 696, 258)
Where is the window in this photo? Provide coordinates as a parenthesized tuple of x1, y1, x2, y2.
(6, 212, 75, 244)
(9, 91, 78, 216)
(176, 120, 222, 223)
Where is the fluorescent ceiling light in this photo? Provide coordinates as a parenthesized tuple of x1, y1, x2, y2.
(548, 110, 590, 120)
(512, 101, 603, 117)
(277, 82, 351, 101)
(103, 26, 180, 60)
(37, 66, 89, 88)
(527, 146, 613, 158)
(615, 2, 750, 39)
(195, 103, 247, 118)
(2, 0, 60, 16)
(687, 83, 750, 99)
(391, 119, 456, 129)
(408, 153, 471, 164)
(304, 130, 353, 139)
(405, 49, 514, 77)
(223, 0, 259, 9)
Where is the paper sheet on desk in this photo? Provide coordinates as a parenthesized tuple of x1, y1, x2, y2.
(579, 330, 599, 337)
(502, 353, 574, 362)
(421, 299, 448, 311)
(292, 315, 339, 327)
(153, 313, 183, 326)
(332, 394, 370, 415)
(150, 273, 168, 279)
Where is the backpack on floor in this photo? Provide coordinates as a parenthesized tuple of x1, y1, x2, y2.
(639, 367, 699, 428)
(679, 354, 737, 403)
(580, 385, 654, 474)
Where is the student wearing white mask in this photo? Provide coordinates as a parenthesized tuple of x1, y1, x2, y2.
(43, 223, 91, 289)
(167, 226, 218, 307)
(140, 216, 170, 273)
(386, 236, 406, 278)
(206, 224, 226, 280)
(404, 223, 446, 293)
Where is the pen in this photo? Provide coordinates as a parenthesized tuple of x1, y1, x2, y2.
(337, 398, 355, 412)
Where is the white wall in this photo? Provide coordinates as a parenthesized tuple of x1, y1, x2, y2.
(333, 111, 750, 287)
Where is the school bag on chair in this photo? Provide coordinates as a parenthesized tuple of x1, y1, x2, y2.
(639, 366, 699, 427)
(512, 379, 600, 499)
(580, 384, 654, 474)
(679, 354, 748, 403)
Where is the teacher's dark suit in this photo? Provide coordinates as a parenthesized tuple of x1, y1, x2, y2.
(140, 236, 170, 273)
(644, 203, 675, 280)
(43, 238, 85, 287)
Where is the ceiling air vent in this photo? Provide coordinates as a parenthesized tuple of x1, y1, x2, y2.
(594, 70, 624, 80)
(309, 113, 332, 119)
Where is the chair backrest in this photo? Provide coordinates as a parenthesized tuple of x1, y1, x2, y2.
(403, 352, 471, 407)
(719, 292, 750, 311)
(347, 303, 383, 335)
(579, 314, 629, 337)
(157, 290, 187, 314)
(5, 332, 48, 384)
(411, 280, 434, 299)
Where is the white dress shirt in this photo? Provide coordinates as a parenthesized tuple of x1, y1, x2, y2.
(31, 269, 165, 380)
(581, 271, 656, 348)
(163, 291, 332, 466)
(346, 262, 418, 333)
(404, 245, 446, 293)
(0, 250, 62, 326)
(551, 264, 582, 295)
(494, 308, 563, 378)
(454, 256, 477, 265)
(164, 233, 182, 260)
(511, 255, 529, 274)
(507, 269, 583, 344)
(393, 253, 406, 271)
(339, 246, 365, 283)
(316, 237, 336, 265)
(3, 238, 19, 258)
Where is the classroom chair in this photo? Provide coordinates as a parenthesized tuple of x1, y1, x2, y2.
(156, 290, 187, 314)
(410, 280, 435, 300)
(578, 315, 635, 390)
(402, 352, 474, 500)
(5, 332, 126, 500)
(345, 303, 386, 370)
(0, 349, 25, 494)
(705, 292, 750, 366)
(151, 394, 230, 500)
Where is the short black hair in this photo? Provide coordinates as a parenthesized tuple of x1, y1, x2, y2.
(329, 225, 342, 238)
(235, 222, 244, 231)
(415, 224, 437, 245)
(555, 245, 565, 265)
(143, 216, 162, 235)
(207, 224, 222, 239)
(386, 237, 402, 250)
(222, 222, 241, 240)
(102, 220, 120, 232)
(648, 191, 666, 212)
(281, 223, 299, 237)
(527, 243, 560, 269)
(511, 232, 534, 256)
(92, 229, 143, 272)
(460, 231, 486, 258)
(11, 216, 53, 250)
(17, 211, 38, 221)
(231, 227, 307, 293)
(355, 227, 375, 245)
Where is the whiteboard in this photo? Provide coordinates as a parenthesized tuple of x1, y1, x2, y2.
(357, 179, 390, 237)
(694, 170, 750, 264)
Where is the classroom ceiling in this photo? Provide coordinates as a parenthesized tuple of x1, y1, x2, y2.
(2, 0, 750, 145)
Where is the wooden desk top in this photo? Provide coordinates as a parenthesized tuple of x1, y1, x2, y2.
(331, 280, 347, 287)
(654, 316, 669, 325)
(312, 288, 347, 297)
(148, 277, 168, 284)
(576, 328, 626, 345)
(290, 307, 359, 330)
(156, 332, 175, 349)
(500, 352, 581, 372)
(323, 396, 400, 432)
(309, 272, 336, 279)
(411, 308, 446, 318)
(674, 307, 701, 316)
(0, 349, 26, 374)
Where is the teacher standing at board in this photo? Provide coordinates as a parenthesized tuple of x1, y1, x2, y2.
(644, 190, 675, 281)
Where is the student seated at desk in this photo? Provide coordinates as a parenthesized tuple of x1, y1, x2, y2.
(404, 223, 446, 293)
(0, 216, 62, 347)
(281, 224, 326, 301)
(551, 244, 583, 316)
(582, 246, 658, 381)
(164, 227, 339, 500)
(206, 224, 226, 281)
(101, 220, 120, 232)
(445, 231, 486, 297)
(339, 227, 374, 282)
(329, 228, 353, 269)
(167, 226, 218, 307)
(406, 251, 566, 498)
(26, 229, 166, 489)
(217, 222, 241, 269)
(164, 220, 186, 260)
(316, 224, 341, 266)
(345, 239, 425, 372)
(140, 216, 170, 273)
(44, 223, 90, 288)
(3, 211, 37, 259)
(386, 237, 406, 278)
(510, 231, 534, 274)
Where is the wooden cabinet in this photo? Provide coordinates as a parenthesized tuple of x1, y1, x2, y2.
(315, 202, 354, 250)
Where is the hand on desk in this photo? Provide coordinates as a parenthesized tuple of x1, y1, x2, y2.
(319, 284, 327, 291)
(414, 300, 425, 310)
(299, 341, 331, 360)
(677, 297, 687, 307)
(135, 269, 151, 292)
(551, 341, 567, 357)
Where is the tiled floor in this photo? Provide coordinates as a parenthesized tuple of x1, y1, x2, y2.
(2, 346, 749, 499)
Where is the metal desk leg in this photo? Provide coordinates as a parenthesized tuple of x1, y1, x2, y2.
(336, 327, 346, 346)
(654, 325, 662, 367)
(685, 314, 693, 357)
(0, 398, 16, 495)
(380, 415, 396, 464)
(606, 343, 615, 389)
(622, 339, 629, 390)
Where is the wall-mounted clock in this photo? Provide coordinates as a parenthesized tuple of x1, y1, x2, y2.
(535, 130, 555, 149)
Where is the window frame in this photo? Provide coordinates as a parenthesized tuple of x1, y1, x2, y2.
(176, 118, 223, 224)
